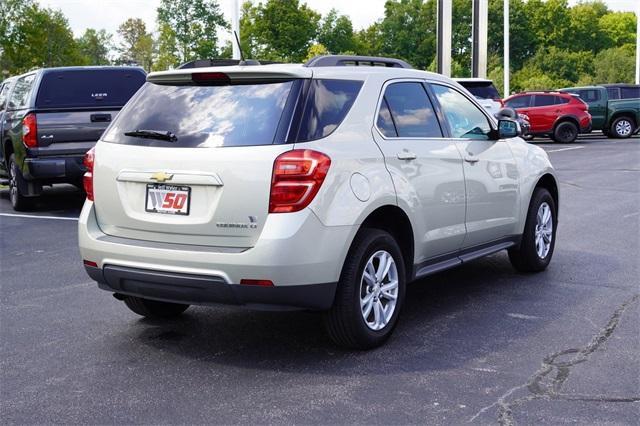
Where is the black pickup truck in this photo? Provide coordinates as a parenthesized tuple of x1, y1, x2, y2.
(0, 66, 146, 210)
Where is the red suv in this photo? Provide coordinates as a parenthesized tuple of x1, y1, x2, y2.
(504, 92, 592, 143)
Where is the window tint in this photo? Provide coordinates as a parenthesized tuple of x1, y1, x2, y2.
(555, 96, 570, 104)
(8, 74, 35, 109)
(575, 90, 600, 102)
(505, 95, 531, 109)
(620, 86, 640, 99)
(533, 95, 555, 107)
(382, 82, 442, 138)
(376, 98, 397, 137)
(607, 87, 620, 100)
(103, 81, 294, 148)
(459, 82, 500, 100)
(431, 84, 491, 139)
(296, 79, 363, 142)
(35, 69, 146, 109)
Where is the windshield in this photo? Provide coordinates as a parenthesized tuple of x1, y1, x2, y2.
(103, 81, 295, 147)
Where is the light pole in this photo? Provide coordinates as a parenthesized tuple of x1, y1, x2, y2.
(437, 0, 452, 77)
(635, 3, 639, 84)
(504, 0, 510, 96)
(232, 0, 241, 60)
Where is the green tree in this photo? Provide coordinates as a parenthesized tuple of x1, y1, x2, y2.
(305, 43, 329, 61)
(599, 12, 637, 47)
(567, 1, 610, 53)
(353, 23, 383, 57)
(156, 0, 227, 63)
(525, 0, 571, 49)
(240, 0, 320, 62)
(317, 9, 355, 54)
(154, 23, 181, 71)
(2, 3, 84, 74)
(117, 18, 154, 71)
(591, 44, 636, 83)
(77, 29, 112, 65)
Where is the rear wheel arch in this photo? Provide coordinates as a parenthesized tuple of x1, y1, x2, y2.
(352, 205, 415, 283)
(609, 112, 637, 128)
(553, 116, 580, 131)
(2, 139, 13, 169)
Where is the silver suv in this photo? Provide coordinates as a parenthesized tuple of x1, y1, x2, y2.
(78, 56, 558, 349)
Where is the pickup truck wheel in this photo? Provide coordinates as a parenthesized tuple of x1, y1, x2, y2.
(8, 154, 32, 211)
(324, 229, 406, 349)
(509, 188, 557, 273)
(610, 117, 634, 139)
(123, 296, 189, 318)
(552, 121, 578, 143)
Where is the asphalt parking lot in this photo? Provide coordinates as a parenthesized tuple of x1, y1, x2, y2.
(1, 135, 638, 425)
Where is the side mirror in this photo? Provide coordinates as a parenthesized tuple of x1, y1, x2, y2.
(498, 119, 521, 139)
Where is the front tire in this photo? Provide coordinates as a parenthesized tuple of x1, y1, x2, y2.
(609, 116, 634, 139)
(552, 121, 578, 143)
(509, 188, 557, 272)
(123, 296, 189, 318)
(8, 154, 32, 211)
(324, 229, 406, 349)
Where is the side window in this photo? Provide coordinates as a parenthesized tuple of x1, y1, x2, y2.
(376, 98, 397, 137)
(8, 74, 35, 109)
(431, 84, 492, 139)
(555, 96, 570, 104)
(606, 87, 619, 100)
(586, 90, 600, 102)
(620, 86, 640, 99)
(533, 95, 555, 107)
(505, 95, 531, 109)
(380, 82, 442, 138)
(0, 84, 9, 110)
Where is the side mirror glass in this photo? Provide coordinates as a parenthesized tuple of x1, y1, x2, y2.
(498, 119, 521, 139)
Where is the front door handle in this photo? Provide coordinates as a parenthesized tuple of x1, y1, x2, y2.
(464, 156, 479, 163)
(397, 151, 417, 161)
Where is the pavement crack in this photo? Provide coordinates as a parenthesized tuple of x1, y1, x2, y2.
(468, 293, 640, 425)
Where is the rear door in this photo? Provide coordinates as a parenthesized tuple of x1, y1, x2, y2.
(530, 94, 558, 133)
(372, 80, 467, 261)
(34, 68, 146, 155)
(93, 72, 310, 248)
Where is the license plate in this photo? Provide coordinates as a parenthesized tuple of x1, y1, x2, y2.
(145, 184, 191, 215)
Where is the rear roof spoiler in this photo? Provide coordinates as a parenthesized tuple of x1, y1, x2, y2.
(177, 59, 282, 69)
(304, 55, 412, 69)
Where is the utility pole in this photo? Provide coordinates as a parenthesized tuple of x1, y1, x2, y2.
(504, 0, 510, 96)
(635, 3, 639, 84)
(437, 0, 452, 77)
(471, 0, 488, 78)
(231, 0, 241, 60)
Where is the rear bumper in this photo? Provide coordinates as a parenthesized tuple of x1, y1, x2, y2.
(85, 264, 337, 310)
(79, 201, 357, 310)
(24, 155, 84, 181)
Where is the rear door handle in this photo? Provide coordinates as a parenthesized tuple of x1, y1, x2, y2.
(397, 151, 417, 161)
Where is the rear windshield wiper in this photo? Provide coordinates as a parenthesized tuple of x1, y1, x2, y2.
(124, 129, 178, 142)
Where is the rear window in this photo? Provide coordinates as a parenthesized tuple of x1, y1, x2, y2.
(35, 69, 146, 109)
(459, 82, 500, 100)
(620, 86, 640, 99)
(104, 81, 296, 147)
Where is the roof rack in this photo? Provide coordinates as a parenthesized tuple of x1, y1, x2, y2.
(304, 55, 412, 69)
(177, 59, 280, 69)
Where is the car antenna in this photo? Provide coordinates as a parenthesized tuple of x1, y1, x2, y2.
(234, 31, 260, 66)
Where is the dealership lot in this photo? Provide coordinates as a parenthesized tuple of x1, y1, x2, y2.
(1, 136, 638, 424)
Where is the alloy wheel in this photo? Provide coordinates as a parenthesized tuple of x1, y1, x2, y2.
(535, 202, 553, 259)
(615, 119, 632, 137)
(360, 250, 399, 331)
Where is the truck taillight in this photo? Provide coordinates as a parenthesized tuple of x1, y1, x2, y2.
(83, 147, 95, 201)
(22, 113, 38, 148)
(269, 149, 331, 213)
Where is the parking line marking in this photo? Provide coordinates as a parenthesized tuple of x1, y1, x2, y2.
(0, 213, 78, 221)
(545, 146, 585, 153)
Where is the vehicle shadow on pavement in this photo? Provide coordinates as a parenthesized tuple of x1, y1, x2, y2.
(125, 252, 566, 374)
(0, 184, 85, 214)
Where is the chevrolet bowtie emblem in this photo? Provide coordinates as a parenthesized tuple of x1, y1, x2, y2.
(150, 172, 174, 182)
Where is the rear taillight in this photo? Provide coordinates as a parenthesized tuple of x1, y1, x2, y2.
(269, 149, 331, 213)
(83, 147, 95, 201)
(22, 113, 37, 148)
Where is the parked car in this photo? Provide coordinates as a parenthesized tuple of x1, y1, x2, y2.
(1, 66, 146, 210)
(0, 76, 17, 178)
(455, 78, 503, 117)
(504, 91, 592, 143)
(79, 55, 559, 349)
(558, 85, 640, 138)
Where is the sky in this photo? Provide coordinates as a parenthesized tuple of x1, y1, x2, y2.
(38, 0, 639, 40)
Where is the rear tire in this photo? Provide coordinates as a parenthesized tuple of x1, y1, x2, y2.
(522, 134, 534, 141)
(123, 296, 189, 318)
(552, 121, 578, 143)
(8, 154, 32, 211)
(609, 116, 634, 139)
(509, 188, 557, 273)
(324, 229, 406, 350)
